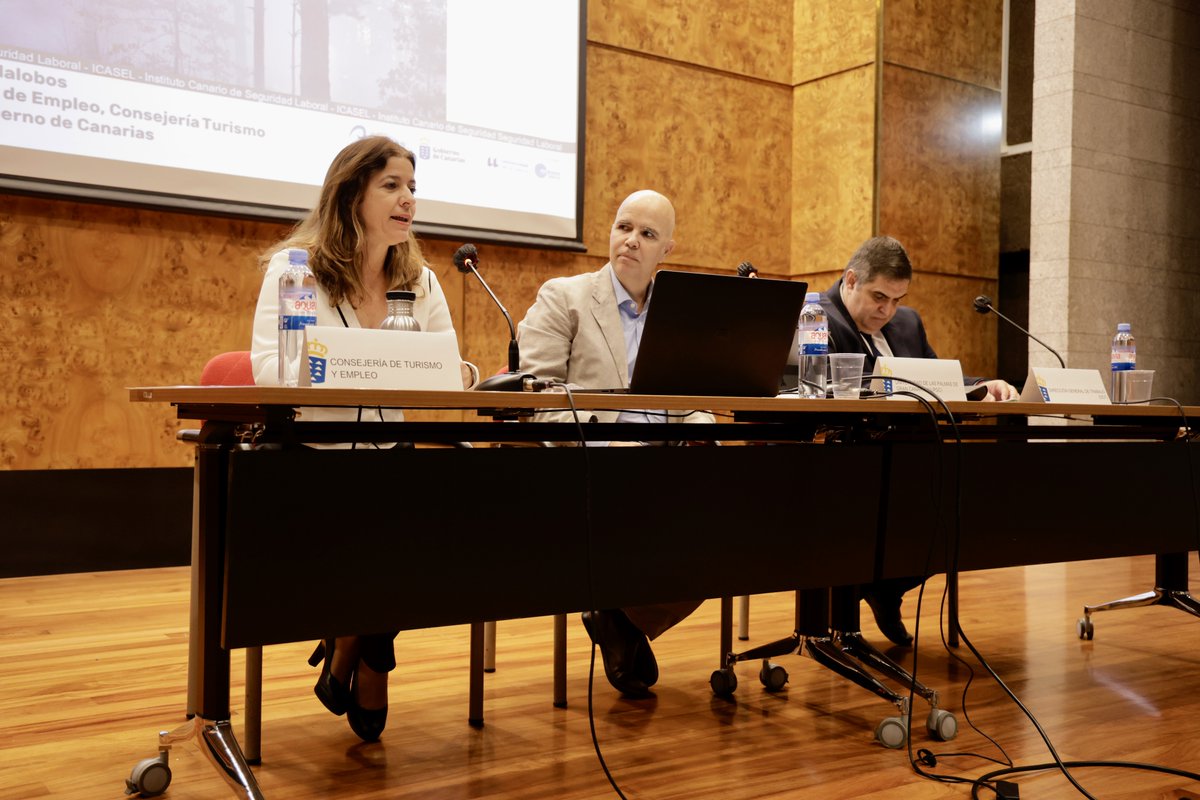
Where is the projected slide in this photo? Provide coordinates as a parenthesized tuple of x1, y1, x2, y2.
(0, 0, 582, 241)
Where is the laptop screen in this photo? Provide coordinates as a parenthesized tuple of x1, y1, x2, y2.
(628, 270, 807, 397)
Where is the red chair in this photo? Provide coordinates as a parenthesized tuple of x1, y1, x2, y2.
(199, 350, 254, 386)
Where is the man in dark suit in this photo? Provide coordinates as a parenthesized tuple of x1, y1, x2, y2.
(823, 236, 1016, 393)
(821, 236, 1017, 644)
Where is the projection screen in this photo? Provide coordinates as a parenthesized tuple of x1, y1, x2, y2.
(0, 0, 585, 246)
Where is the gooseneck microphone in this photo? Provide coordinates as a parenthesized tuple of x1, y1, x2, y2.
(973, 295, 1066, 369)
(453, 243, 538, 391)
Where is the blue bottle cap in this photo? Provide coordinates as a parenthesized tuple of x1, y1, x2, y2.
(1117, 323, 1130, 332)
(805, 291, 820, 303)
(288, 248, 309, 266)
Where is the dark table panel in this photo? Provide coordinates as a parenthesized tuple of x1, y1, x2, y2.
(881, 440, 1200, 577)
(220, 444, 884, 649)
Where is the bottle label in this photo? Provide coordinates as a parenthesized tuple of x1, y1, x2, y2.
(1110, 352, 1135, 370)
(800, 326, 828, 356)
(280, 289, 317, 330)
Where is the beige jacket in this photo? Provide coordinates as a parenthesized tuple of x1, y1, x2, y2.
(517, 263, 713, 426)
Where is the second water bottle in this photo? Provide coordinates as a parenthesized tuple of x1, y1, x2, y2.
(797, 292, 828, 398)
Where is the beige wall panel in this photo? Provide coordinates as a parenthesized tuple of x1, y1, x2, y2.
(0, 194, 288, 470)
(791, 66, 876, 277)
(589, 0, 794, 84)
(586, 47, 791, 273)
(878, 65, 1000, 281)
(904, 272, 999, 379)
(793, 0, 878, 85)
(883, 0, 1003, 89)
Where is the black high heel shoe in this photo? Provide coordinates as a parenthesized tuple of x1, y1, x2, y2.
(346, 665, 388, 742)
(309, 639, 352, 716)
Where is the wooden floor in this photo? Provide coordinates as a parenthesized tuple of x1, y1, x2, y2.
(2, 557, 1200, 800)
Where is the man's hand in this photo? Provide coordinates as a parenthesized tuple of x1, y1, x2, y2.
(978, 378, 1020, 401)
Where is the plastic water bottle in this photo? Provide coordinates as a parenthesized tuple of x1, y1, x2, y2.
(278, 249, 316, 386)
(797, 291, 828, 398)
(1110, 322, 1135, 399)
(380, 290, 421, 331)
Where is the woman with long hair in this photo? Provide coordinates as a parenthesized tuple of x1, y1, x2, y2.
(250, 135, 475, 740)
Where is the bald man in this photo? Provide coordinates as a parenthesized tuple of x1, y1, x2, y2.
(517, 190, 711, 697)
(519, 190, 680, 414)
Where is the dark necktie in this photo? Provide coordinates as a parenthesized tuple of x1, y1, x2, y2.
(860, 332, 881, 358)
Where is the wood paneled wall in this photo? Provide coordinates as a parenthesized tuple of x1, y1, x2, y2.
(0, 0, 1003, 472)
(791, 0, 1004, 378)
(0, 195, 287, 469)
(791, 66, 876, 282)
(879, 1, 1003, 379)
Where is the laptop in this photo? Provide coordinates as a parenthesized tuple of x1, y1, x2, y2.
(628, 270, 808, 397)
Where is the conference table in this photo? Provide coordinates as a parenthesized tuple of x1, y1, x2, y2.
(126, 386, 1200, 799)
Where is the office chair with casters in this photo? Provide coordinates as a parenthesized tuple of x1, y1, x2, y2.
(712, 585, 957, 749)
(1076, 552, 1200, 640)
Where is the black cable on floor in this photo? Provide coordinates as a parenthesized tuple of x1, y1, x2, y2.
(970, 759, 1200, 800)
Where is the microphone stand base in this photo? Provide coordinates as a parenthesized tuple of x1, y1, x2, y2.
(475, 372, 537, 392)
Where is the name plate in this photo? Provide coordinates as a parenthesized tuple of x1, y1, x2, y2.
(872, 357, 968, 402)
(1018, 367, 1110, 404)
(304, 325, 462, 391)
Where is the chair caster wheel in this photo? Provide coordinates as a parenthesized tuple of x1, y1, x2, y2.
(875, 715, 908, 749)
(1077, 617, 1094, 640)
(759, 661, 788, 693)
(926, 708, 958, 741)
(710, 667, 737, 696)
(125, 752, 171, 797)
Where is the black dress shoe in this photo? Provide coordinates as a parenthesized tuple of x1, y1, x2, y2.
(346, 701, 387, 742)
(862, 589, 914, 646)
(309, 639, 351, 716)
(346, 667, 387, 742)
(632, 633, 659, 688)
(581, 610, 652, 697)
